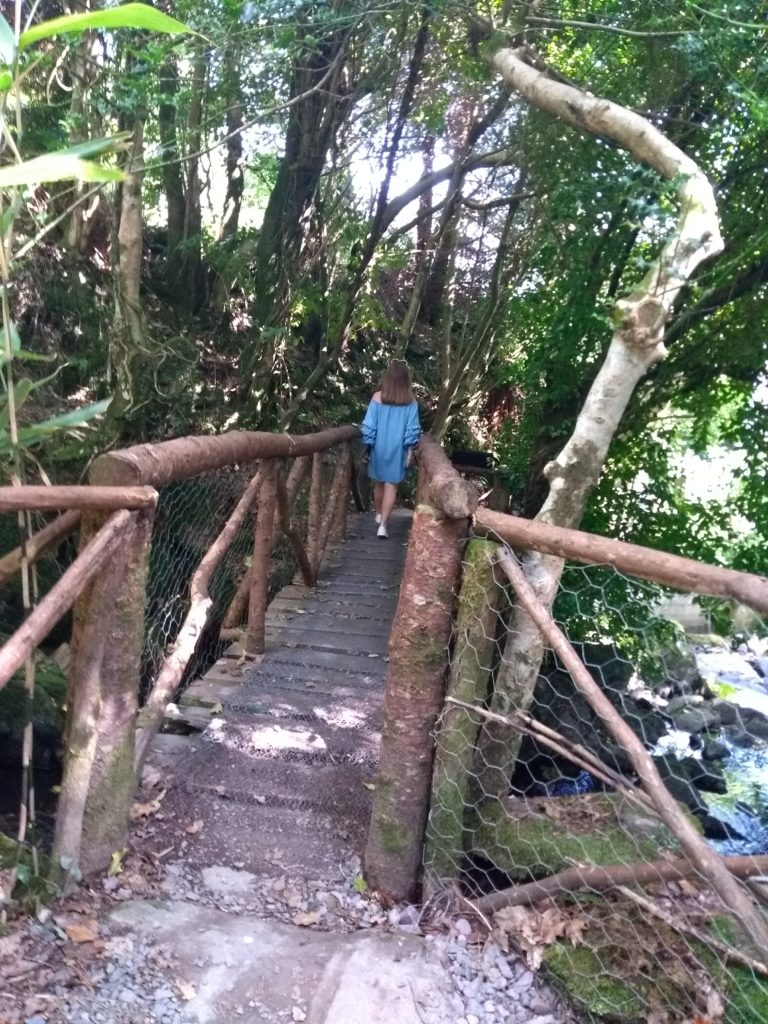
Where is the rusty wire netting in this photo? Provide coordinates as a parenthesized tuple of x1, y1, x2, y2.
(424, 532, 768, 1023)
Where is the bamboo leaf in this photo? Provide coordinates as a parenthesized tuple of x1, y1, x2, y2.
(0, 12, 15, 64)
(0, 153, 124, 188)
(17, 397, 111, 435)
(0, 398, 111, 453)
(0, 378, 35, 428)
(20, 3, 190, 50)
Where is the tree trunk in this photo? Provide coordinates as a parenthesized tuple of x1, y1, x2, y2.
(158, 58, 186, 293)
(219, 42, 245, 242)
(109, 113, 147, 437)
(474, 43, 724, 797)
(365, 505, 467, 901)
(180, 50, 207, 310)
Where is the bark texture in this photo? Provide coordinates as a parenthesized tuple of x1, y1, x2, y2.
(365, 505, 468, 900)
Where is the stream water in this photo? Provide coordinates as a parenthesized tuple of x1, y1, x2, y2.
(658, 644, 768, 855)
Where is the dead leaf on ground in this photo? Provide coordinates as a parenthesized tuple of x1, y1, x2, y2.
(493, 904, 588, 970)
(292, 911, 322, 927)
(175, 978, 197, 1001)
(130, 787, 167, 820)
(185, 819, 204, 835)
(65, 920, 99, 944)
(141, 766, 164, 790)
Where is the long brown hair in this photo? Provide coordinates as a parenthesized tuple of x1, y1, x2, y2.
(380, 359, 414, 406)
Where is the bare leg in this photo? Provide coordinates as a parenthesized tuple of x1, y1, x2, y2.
(373, 482, 384, 517)
(380, 483, 397, 526)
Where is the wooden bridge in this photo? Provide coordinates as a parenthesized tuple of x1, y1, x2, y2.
(3, 423, 768, 972)
(152, 507, 411, 881)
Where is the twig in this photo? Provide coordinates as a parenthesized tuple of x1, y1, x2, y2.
(444, 695, 655, 813)
(616, 885, 768, 976)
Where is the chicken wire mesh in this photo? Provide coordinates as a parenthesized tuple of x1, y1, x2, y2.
(141, 456, 322, 696)
(425, 534, 768, 1023)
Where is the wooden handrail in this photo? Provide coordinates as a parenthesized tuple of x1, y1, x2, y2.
(0, 509, 136, 691)
(0, 509, 81, 586)
(91, 425, 360, 487)
(418, 434, 478, 519)
(474, 508, 768, 616)
(0, 485, 158, 512)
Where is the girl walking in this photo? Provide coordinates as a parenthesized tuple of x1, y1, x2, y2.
(361, 360, 421, 538)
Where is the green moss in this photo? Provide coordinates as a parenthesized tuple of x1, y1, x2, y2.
(544, 944, 646, 1021)
(469, 793, 682, 880)
(378, 817, 407, 854)
(0, 655, 66, 736)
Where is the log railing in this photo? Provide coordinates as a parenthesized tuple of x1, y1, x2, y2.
(0, 423, 358, 884)
(365, 434, 768, 960)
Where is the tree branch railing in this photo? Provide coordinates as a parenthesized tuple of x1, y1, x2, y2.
(1, 423, 360, 883)
(366, 434, 768, 972)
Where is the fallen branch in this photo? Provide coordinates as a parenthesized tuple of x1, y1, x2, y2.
(134, 467, 263, 771)
(0, 509, 80, 586)
(497, 546, 768, 957)
(616, 885, 768, 976)
(0, 510, 135, 691)
(472, 855, 768, 915)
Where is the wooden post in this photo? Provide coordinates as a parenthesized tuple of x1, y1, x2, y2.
(305, 452, 323, 571)
(80, 508, 154, 875)
(245, 460, 278, 657)
(51, 537, 125, 887)
(332, 444, 351, 540)
(276, 470, 315, 587)
(424, 539, 505, 887)
(316, 445, 351, 562)
(364, 504, 468, 901)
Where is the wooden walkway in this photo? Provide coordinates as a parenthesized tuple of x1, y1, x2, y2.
(150, 508, 411, 880)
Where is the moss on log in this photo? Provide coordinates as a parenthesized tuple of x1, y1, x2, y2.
(425, 539, 505, 884)
(469, 793, 690, 881)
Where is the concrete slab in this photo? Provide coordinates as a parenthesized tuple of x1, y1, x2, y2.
(109, 900, 460, 1024)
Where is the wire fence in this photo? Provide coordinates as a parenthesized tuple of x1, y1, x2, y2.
(425, 533, 768, 1023)
(141, 452, 338, 696)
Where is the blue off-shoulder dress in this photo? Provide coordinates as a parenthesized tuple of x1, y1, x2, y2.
(361, 398, 421, 484)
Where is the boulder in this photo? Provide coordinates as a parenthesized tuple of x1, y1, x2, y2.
(659, 640, 701, 692)
(669, 706, 720, 734)
(679, 756, 727, 794)
(701, 739, 730, 762)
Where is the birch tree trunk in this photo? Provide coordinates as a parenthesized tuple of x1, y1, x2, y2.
(475, 44, 724, 798)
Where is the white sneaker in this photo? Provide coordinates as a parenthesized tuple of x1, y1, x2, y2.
(375, 513, 381, 524)
(377, 524, 388, 539)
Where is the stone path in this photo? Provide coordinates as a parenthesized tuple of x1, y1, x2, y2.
(149, 507, 411, 883)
